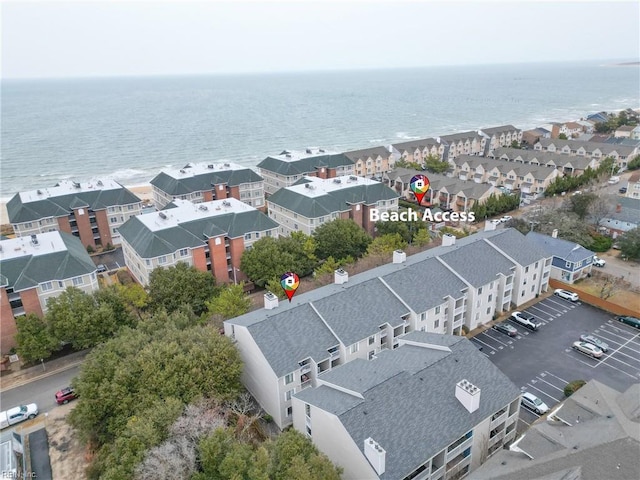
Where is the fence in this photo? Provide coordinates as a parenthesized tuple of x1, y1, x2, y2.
(549, 279, 639, 316)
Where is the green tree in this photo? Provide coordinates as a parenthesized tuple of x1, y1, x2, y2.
(14, 314, 59, 363)
(313, 256, 343, 280)
(618, 227, 640, 260)
(424, 154, 449, 174)
(412, 228, 432, 247)
(558, 133, 568, 140)
(265, 277, 287, 300)
(504, 217, 531, 235)
(510, 140, 521, 149)
(567, 193, 596, 220)
(627, 156, 640, 170)
(148, 262, 217, 316)
(206, 283, 252, 320)
(313, 219, 372, 261)
(366, 233, 407, 257)
(93, 285, 137, 329)
(46, 287, 115, 350)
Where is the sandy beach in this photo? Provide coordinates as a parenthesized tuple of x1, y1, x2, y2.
(0, 184, 154, 227)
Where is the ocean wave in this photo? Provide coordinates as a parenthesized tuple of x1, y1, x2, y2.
(395, 132, 421, 140)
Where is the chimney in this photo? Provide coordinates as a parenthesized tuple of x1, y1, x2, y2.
(455, 379, 481, 413)
(442, 233, 456, 246)
(616, 203, 622, 213)
(392, 250, 406, 264)
(364, 438, 386, 475)
(551, 229, 558, 239)
(264, 292, 279, 310)
(334, 268, 348, 285)
(484, 220, 497, 232)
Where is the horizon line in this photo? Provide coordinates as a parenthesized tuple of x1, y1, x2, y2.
(3, 58, 638, 82)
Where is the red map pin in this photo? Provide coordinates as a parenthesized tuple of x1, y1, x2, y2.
(410, 174, 430, 205)
(280, 272, 300, 302)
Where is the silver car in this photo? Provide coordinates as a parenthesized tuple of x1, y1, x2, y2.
(579, 334, 608, 352)
(572, 341, 604, 359)
(521, 392, 549, 415)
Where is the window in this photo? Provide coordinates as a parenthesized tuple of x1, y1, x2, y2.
(350, 343, 359, 354)
(179, 248, 188, 257)
(488, 294, 492, 302)
(434, 319, 440, 328)
(285, 373, 294, 385)
(368, 350, 375, 360)
(41, 281, 53, 292)
(478, 287, 483, 294)
(284, 389, 295, 401)
(435, 306, 441, 314)
(58, 281, 64, 288)
(244, 233, 251, 240)
(305, 403, 311, 417)
(486, 307, 491, 314)
(145, 259, 151, 266)
(286, 406, 293, 417)
(306, 425, 312, 436)
(110, 216, 118, 223)
(420, 312, 426, 321)
(158, 256, 167, 264)
(72, 277, 84, 286)
(128, 204, 134, 210)
(368, 336, 375, 345)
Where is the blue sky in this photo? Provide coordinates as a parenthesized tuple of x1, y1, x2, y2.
(2, 1, 639, 79)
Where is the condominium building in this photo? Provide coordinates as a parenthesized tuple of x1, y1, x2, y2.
(441, 132, 487, 160)
(7, 179, 143, 248)
(224, 228, 551, 430)
(294, 332, 522, 480)
(533, 139, 639, 169)
(266, 175, 399, 236)
(391, 138, 446, 163)
(150, 162, 265, 210)
(526, 231, 595, 284)
(479, 125, 523, 151)
(257, 149, 355, 195)
(0, 231, 99, 352)
(118, 198, 278, 286)
(488, 148, 599, 176)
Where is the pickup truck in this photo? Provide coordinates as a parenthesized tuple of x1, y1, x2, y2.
(0, 403, 39, 429)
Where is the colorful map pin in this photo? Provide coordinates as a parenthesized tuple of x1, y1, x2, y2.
(280, 272, 300, 302)
(410, 174, 430, 205)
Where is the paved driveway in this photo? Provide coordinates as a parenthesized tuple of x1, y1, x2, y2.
(470, 296, 640, 431)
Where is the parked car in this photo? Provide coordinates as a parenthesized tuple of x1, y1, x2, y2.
(619, 187, 627, 194)
(579, 334, 609, 353)
(554, 289, 579, 302)
(55, 386, 78, 405)
(500, 215, 513, 223)
(592, 256, 606, 267)
(492, 322, 518, 337)
(572, 341, 604, 359)
(490, 219, 502, 226)
(521, 392, 549, 415)
(510, 311, 540, 331)
(96, 264, 107, 273)
(0, 404, 39, 429)
(617, 316, 640, 329)
(572, 191, 582, 196)
(608, 176, 620, 185)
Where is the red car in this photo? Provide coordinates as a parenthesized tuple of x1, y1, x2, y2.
(55, 387, 78, 405)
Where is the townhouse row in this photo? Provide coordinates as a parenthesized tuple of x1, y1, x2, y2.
(533, 138, 639, 169)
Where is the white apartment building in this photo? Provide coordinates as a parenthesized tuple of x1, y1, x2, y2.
(150, 162, 265, 210)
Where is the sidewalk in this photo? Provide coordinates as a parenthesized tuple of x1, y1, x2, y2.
(0, 349, 90, 392)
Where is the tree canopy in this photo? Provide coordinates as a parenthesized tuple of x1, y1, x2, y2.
(313, 218, 372, 261)
(148, 262, 218, 316)
(206, 283, 252, 321)
(618, 227, 640, 260)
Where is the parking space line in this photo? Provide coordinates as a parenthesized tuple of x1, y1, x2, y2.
(544, 371, 569, 384)
(599, 353, 640, 371)
(535, 376, 565, 393)
(605, 323, 640, 341)
(527, 305, 558, 319)
(481, 331, 510, 347)
(598, 326, 639, 343)
(594, 358, 639, 379)
(545, 297, 574, 310)
(564, 350, 598, 369)
(527, 383, 561, 403)
(534, 302, 566, 314)
(519, 418, 531, 427)
(472, 337, 497, 352)
(597, 331, 640, 361)
(611, 349, 640, 365)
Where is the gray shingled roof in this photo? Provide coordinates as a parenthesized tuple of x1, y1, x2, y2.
(150, 168, 262, 196)
(0, 233, 96, 291)
(247, 303, 338, 377)
(482, 229, 552, 267)
(536, 138, 638, 156)
(440, 131, 483, 143)
(526, 232, 594, 263)
(491, 147, 597, 170)
(312, 278, 410, 346)
(257, 153, 354, 176)
(438, 241, 516, 287)
(382, 257, 467, 312)
(267, 182, 399, 218)
(296, 332, 521, 480)
(343, 146, 391, 162)
(7, 185, 141, 224)
(481, 125, 520, 136)
(391, 138, 441, 153)
(118, 210, 278, 259)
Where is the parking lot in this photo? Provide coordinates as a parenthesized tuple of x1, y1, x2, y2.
(471, 295, 640, 430)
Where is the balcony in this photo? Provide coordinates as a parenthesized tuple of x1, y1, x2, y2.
(446, 436, 472, 461)
(300, 375, 312, 390)
(490, 409, 508, 429)
(7, 291, 20, 302)
(446, 448, 471, 471)
(430, 464, 445, 480)
(300, 364, 311, 375)
(11, 306, 26, 317)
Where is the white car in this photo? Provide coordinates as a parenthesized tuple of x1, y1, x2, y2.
(592, 256, 605, 267)
(0, 403, 39, 429)
(510, 311, 540, 331)
(608, 176, 620, 185)
(500, 215, 513, 223)
(554, 289, 579, 302)
(521, 392, 549, 415)
(490, 219, 501, 226)
(572, 341, 604, 359)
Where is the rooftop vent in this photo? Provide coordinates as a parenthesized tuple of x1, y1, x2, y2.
(286, 154, 292, 158)
(304, 184, 315, 190)
(37, 190, 43, 195)
(264, 292, 279, 310)
(223, 163, 231, 167)
(392, 250, 406, 264)
(306, 149, 313, 154)
(180, 169, 186, 173)
(552, 229, 558, 238)
(333, 179, 342, 184)
(208, 164, 215, 169)
(97, 180, 103, 186)
(158, 212, 168, 220)
(222, 201, 231, 207)
(319, 149, 325, 153)
(30, 234, 39, 246)
(349, 176, 358, 181)
(334, 268, 348, 285)
(364, 438, 386, 475)
(198, 205, 209, 211)
(442, 233, 456, 247)
(455, 379, 481, 413)
(183, 164, 191, 169)
(73, 182, 81, 188)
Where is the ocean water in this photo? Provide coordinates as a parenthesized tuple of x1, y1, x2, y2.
(1, 61, 639, 199)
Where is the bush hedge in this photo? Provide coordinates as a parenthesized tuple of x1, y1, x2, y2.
(564, 379, 586, 397)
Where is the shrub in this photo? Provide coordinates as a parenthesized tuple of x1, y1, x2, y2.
(86, 244, 95, 254)
(461, 325, 469, 335)
(564, 379, 586, 397)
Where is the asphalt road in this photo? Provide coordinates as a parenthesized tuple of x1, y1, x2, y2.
(470, 296, 640, 432)
(91, 247, 125, 272)
(0, 366, 80, 415)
